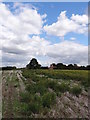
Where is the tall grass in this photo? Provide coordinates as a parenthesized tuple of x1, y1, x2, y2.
(20, 69, 88, 116)
(22, 69, 89, 88)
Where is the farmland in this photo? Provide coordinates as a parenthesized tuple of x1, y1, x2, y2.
(2, 69, 89, 118)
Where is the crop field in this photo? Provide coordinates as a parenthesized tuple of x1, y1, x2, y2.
(2, 69, 89, 118)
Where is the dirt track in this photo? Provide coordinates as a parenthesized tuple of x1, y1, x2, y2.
(2, 70, 25, 118)
(2, 71, 14, 118)
(17, 71, 25, 92)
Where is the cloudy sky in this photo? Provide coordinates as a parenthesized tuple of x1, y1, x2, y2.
(0, 2, 88, 67)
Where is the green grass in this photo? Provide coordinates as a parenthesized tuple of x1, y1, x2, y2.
(35, 69, 88, 81)
(20, 91, 56, 115)
(42, 92, 56, 108)
(22, 69, 89, 88)
(57, 82, 70, 93)
(20, 69, 88, 116)
(70, 85, 82, 96)
(11, 72, 19, 87)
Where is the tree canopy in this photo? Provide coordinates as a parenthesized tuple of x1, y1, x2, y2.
(26, 58, 90, 70)
(26, 58, 41, 69)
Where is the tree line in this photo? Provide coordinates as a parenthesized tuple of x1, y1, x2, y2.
(0, 66, 16, 70)
(1, 58, 90, 70)
(26, 58, 90, 70)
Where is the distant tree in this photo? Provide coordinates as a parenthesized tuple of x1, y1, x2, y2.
(79, 66, 86, 70)
(52, 63, 56, 66)
(26, 58, 41, 69)
(41, 66, 48, 69)
(73, 64, 78, 70)
(2, 66, 16, 70)
(57, 63, 66, 69)
(86, 65, 90, 70)
(68, 64, 74, 70)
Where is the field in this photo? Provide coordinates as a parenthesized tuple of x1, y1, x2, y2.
(2, 69, 89, 118)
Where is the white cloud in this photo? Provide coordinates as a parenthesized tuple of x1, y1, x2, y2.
(44, 11, 88, 37)
(45, 41, 88, 66)
(71, 14, 88, 25)
(0, 3, 88, 67)
(0, 3, 47, 67)
(70, 37, 76, 40)
(0, 3, 45, 37)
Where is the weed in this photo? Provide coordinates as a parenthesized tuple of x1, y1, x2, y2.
(70, 85, 82, 96)
(20, 92, 30, 103)
(42, 92, 56, 108)
(57, 82, 70, 93)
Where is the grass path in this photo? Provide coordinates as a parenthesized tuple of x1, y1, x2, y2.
(16, 70, 25, 92)
(2, 71, 14, 118)
(2, 70, 25, 118)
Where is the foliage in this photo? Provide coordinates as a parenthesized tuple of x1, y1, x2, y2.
(70, 85, 82, 96)
(26, 58, 41, 69)
(42, 92, 56, 108)
(57, 82, 70, 93)
(34, 69, 88, 87)
(20, 69, 88, 116)
(20, 92, 31, 103)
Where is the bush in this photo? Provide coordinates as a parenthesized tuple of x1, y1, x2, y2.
(37, 86, 47, 95)
(47, 80, 58, 90)
(20, 103, 30, 115)
(57, 82, 70, 93)
(20, 93, 42, 114)
(81, 78, 89, 88)
(26, 84, 37, 94)
(42, 92, 56, 108)
(70, 85, 82, 95)
(28, 102, 41, 114)
(34, 94, 42, 103)
(29, 94, 42, 114)
(20, 92, 30, 103)
(56, 92, 61, 97)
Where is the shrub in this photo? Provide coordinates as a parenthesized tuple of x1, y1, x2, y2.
(81, 78, 89, 88)
(36, 81, 48, 95)
(37, 86, 47, 95)
(42, 92, 56, 108)
(20, 93, 42, 114)
(26, 84, 37, 94)
(20, 92, 30, 103)
(57, 82, 70, 93)
(56, 92, 61, 97)
(20, 103, 30, 115)
(47, 80, 58, 90)
(28, 102, 41, 114)
(70, 85, 82, 95)
(34, 94, 42, 103)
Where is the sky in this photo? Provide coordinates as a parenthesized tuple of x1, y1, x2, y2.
(1, 0, 89, 2)
(0, 2, 88, 67)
